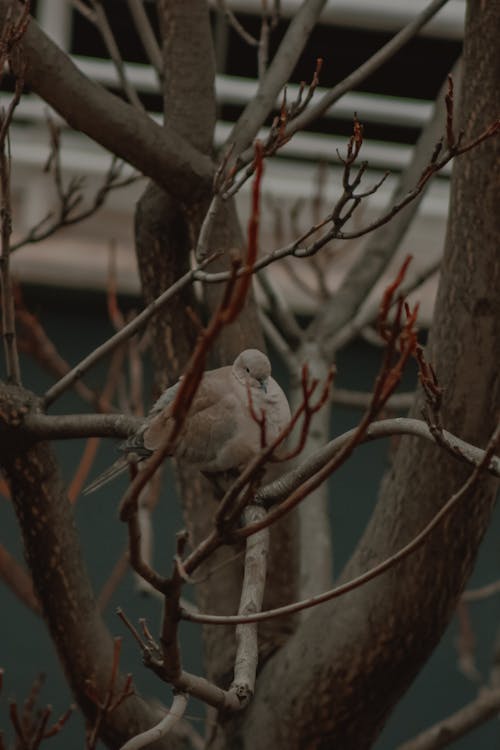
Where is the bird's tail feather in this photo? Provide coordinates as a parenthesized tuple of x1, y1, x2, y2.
(82, 457, 129, 495)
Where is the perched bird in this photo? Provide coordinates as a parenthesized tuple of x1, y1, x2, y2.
(84, 349, 291, 494)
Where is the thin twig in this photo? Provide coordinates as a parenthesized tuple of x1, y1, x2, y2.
(0, 544, 40, 614)
(396, 688, 500, 750)
(85, 638, 134, 749)
(195, 193, 222, 262)
(42, 257, 215, 408)
(79, 0, 144, 111)
(126, 0, 163, 82)
(98, 548, 129, 612)
(255, 267, 302, 346)
(257, 1, 270, 80)
(117, 608, 241, 712)
(0, 76, 23, 385)
(216, 0, 259, 47)
(462, 580, 500, 604)
(11, 149, 141, 252)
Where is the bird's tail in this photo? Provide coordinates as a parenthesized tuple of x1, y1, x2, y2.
(82, 457, 129, 495)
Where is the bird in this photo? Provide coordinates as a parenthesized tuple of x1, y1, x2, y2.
(83, 349, 291, 494)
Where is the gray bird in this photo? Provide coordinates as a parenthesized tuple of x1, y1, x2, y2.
(84, 349, 291, 494)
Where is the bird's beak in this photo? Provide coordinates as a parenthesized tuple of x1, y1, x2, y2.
(259, 378, 268, 393)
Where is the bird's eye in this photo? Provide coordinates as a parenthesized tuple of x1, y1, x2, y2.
(245, 366, 250, 373)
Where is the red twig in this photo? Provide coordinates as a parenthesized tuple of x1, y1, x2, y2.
(222, 59, 322, 198)
(3, 670, 73, 750)
(85, 637, 134, 749)
(378, 255, 413, 333)
(0, 544, 40, 614)
(68, 344, 126, 502)
(97, 547, 129, 612)
(106, 240, 125, 331)
(246, 382, 268, 448)
(278, 364, 335, 462)
(445, 74, 455, 149)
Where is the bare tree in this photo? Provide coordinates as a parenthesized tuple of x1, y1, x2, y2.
(0, 2, 499, 750)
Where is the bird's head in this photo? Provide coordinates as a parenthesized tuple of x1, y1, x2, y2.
(233, 349, 271, 393)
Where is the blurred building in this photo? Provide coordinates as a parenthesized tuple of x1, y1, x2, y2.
(7, 0, 464, 322)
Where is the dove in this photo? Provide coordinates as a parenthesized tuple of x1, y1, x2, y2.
(83, 349, 291, 494)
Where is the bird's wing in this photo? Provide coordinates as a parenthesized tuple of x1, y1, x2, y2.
(82, 455, 129, 495)
(141, 366, 253, 470)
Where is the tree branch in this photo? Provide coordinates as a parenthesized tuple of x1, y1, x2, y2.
(396, 688, 500, 750)
(226, 0, 327, 159)
(230, 504, 269, 706)
(73, 0, 144, 111)
(119, 693, 188, 750)
(126, 0, 163, 81)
